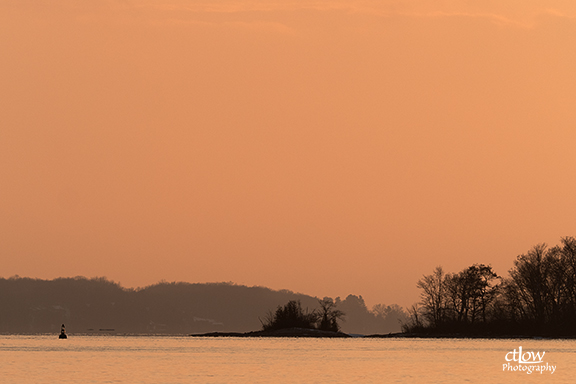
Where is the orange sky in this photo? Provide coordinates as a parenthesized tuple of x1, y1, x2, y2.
(1, 0, 576, 308)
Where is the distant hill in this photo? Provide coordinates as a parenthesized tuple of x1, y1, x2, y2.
(0, 276, 406, 335)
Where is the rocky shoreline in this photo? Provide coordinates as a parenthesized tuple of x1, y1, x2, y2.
(190, 327, 351, 338)
(191, 329, 576, 339)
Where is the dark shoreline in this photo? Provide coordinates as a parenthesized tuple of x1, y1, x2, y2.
(189, 328, 576, 339)
(363, 332, 576, 339)
(190, 328, 351, 338)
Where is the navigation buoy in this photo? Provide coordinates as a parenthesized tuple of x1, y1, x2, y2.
(59, 324, 67, 339)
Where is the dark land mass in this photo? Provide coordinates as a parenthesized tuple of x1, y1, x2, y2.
(0, 276, 406, 335)
(191, 327, 351, 338)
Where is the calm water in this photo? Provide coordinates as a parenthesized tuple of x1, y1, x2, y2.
(1, 335, 575, 383)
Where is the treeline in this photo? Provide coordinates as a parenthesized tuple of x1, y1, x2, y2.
(404, 237, 576, 337)
(0, 277, 406, 335)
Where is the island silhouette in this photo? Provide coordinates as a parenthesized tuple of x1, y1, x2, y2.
(191, 299, 350, 338)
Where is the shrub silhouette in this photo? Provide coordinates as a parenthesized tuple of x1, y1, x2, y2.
(260, 300, 318, 331)
(260, 299, 345, 332)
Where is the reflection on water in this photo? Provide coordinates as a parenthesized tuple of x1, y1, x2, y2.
(1, 335, 575, 383)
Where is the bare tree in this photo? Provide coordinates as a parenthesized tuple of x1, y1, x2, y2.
(417, 266, 446, 327)
(317, 298, 345, 332)
(508, 244, 554, 325)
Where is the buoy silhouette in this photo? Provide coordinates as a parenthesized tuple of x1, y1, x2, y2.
(59, 324, 67, 339)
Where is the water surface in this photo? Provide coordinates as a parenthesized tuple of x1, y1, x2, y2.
(1, 335, 574, 383)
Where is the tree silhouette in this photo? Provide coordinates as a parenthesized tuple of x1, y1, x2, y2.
(417, 266, 446, 327)
(405, 237, 576, 336)
(317, 298, 345, 332)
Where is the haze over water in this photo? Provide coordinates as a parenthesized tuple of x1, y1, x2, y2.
(1, 336, 574, 383)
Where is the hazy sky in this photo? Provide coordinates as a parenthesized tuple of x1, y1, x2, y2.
(1, 0, 575, 307)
